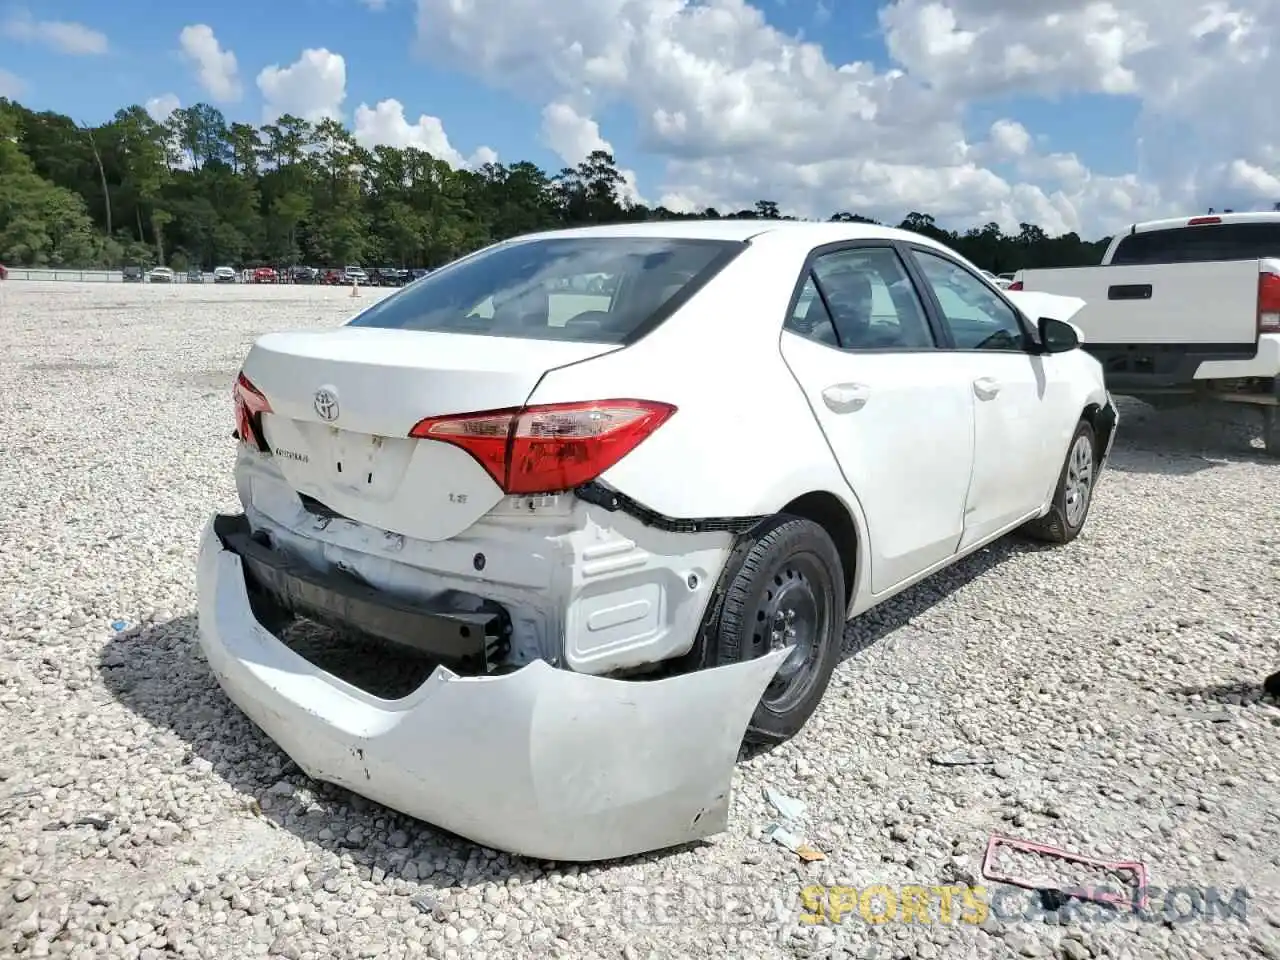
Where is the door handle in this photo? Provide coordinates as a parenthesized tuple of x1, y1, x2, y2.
(973, 377, 1001, 401)
(822, 383, 869, 413)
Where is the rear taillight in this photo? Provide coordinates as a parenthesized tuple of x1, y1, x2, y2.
(1259, 272, 1280, 334)
(410, 400, 676, 495)
(1187, 216, 1222, 226)
(1007, 280, 1023, 291)
(233, 372, 272, 451)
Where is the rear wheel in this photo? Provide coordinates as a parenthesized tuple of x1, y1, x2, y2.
(1022, 419, 1097, 545)
(694, 515, 845, 745)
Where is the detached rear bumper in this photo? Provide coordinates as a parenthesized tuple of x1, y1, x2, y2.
(195, 513, 787, 862)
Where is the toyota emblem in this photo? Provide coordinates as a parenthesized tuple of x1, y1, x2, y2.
(314, 388, 339, 422)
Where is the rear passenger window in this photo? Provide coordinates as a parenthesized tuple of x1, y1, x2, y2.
(787, 247, 934, 350)
(784, 275, 841, 345)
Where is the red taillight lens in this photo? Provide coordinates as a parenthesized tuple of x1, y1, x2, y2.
(1007, 280, 1023, 291)
(233, 372, 272, 451)
(1187, 216, 1222, 226)
(1259, 272, 1280, 334)
(410, 400, 676, 495)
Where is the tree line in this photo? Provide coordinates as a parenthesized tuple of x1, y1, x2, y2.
(0, 97, 1112, 273)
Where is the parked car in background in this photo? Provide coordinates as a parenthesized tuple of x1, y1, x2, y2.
(289, 266, 318, 284)
(148, 267, 175, 283)
(319, 268, 344, 285)
(343, 265, 368, 285)
(252, 267, 279, 284)
(410, 268, 429, 281)
(0, 263, 7, 281)
(122, 265, 144, 283)
(203, 220, 1116, 863)
(373, 267, 406, 287)
(981, 269, 1013, 290)
(1010, 210, 1280, 454)
(214, 266, 237, 284)
(188, 269, 205, 283)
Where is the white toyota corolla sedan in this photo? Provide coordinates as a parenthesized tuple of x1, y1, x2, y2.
(197, 220, 1118, 861)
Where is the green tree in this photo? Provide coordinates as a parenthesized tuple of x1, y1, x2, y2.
(0, 94, 1116, 271)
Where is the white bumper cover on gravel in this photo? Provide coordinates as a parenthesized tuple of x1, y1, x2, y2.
(195, 514, 790, 861)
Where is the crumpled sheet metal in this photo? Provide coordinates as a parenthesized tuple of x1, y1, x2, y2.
(196, 516, 792, 861)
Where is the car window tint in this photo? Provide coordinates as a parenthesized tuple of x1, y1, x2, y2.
(784, 274, 841, 346)
(912, 249, 1028, 351)
(348, 237, 741, 344)
(809, 247, 935, 350)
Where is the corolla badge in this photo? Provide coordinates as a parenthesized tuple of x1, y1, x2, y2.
(314, 387, 339, 422)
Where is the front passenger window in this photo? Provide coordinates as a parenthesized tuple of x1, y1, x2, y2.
(912, 250, 1029, 351)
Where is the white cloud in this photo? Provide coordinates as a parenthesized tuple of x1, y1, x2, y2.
(352, 98, 498, 169)
(988, 119, 1031, 160)
(2, 9, 107, 55)
(410, 0, 1280, 236)
(0, 68, 24, 99)
(179, 25, 242, 102)
(257, 49, 347, 124)
(540, 102, 644, 204)
(145, 93, 181, 123)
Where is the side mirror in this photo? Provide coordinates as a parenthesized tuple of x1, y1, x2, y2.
(1038, 317, 1081, 353)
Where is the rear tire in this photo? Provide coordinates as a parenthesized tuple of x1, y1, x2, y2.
(1263, 405, 1279, 458)
(1022, 419, 1097, 545)
(695, 515, 845, 746)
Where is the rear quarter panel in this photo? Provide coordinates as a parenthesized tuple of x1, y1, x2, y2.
(525, 233, 868, 530)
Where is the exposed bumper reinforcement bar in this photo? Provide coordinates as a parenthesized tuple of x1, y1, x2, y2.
(213, 512, 509, 667)
(196, 513, 789, 862)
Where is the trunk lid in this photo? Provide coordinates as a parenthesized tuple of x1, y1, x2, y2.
(241, 327, 620, 541)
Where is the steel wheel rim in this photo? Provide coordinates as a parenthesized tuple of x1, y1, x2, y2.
(1063, 434, 1094, 528)
(751, 552, 832, 713)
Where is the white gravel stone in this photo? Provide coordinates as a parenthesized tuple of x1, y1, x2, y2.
(1, 280, 1279, 959)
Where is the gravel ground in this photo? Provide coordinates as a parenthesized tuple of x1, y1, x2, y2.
(1, 281, 1279, 960)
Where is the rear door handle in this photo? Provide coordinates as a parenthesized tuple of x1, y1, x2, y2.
(822, 383, 869, 413)
(973, 377, 1001, 401)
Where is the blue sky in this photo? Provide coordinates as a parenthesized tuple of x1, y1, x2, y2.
(0, 0, 1191, 235)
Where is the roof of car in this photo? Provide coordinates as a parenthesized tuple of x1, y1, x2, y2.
(512, 218, 948, 251)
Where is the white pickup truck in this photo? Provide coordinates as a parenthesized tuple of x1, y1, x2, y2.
(1010, 211, 1280, 454)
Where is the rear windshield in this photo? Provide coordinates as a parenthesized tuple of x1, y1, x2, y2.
(1110, 222, 1280, 265)
(347, 236, 743, 343)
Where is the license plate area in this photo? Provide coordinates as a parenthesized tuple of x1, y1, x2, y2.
(326, 427, 382, 485)
(319, 428, 414, 496)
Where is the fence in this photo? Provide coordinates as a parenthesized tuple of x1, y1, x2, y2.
(3, 268, 212, 283)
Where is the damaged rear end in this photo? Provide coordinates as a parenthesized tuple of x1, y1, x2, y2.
(198, 233, 788, 860)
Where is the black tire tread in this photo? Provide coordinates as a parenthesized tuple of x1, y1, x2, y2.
(1022, 418, 1097, 545)
(706, 515, 844, 745)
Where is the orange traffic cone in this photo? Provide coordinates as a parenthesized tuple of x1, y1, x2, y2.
(350, 277, 360, 297)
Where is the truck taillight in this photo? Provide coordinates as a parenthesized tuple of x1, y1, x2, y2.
(1258, 272, 1280, 334)
(233, 372, 272, 452)
(1007, 280, 1023, 291)
(410, 400, 676, 495)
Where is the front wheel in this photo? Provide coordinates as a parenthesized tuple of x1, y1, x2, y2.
(1022, 419, 1098, 544)
(695, 515, 845, 746)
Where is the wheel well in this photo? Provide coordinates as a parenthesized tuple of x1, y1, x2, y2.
(1081, 402, 1112, 461)
(779, 491, 858, 607)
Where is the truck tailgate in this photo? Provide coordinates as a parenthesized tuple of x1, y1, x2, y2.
(1015, 260, 1264, 345)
